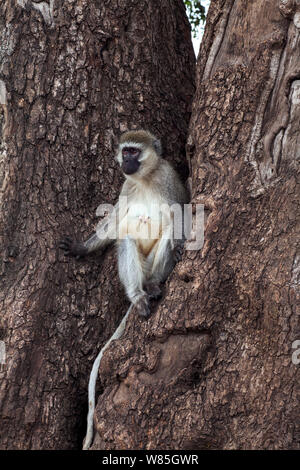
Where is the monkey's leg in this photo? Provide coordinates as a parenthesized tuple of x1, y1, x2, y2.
(118, 236, 150, 317)
(147, 235, 177, 292)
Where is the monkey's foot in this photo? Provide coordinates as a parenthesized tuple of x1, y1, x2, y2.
(145, 281, 162, 300)
(59, 236, 88, 259)
(134, 294, 150, 318)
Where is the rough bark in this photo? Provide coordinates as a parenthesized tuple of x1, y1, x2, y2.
(0, 0, 195, 449)
(91, 0, 300, 450)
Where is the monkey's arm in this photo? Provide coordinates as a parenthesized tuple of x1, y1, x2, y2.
(59, 203, 121, 258)
(59, 232, 111, 258)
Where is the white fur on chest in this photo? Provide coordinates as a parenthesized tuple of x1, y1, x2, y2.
(119, 187, 171, 255)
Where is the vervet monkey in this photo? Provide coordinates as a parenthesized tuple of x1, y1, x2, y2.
(60, 129, 188, 317)
(59, 130, 188, 449)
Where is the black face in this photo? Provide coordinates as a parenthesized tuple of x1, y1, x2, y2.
(121, 147, 141, 175)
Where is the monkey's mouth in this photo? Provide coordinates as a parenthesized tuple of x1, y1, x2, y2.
(122, 159, 141, 175)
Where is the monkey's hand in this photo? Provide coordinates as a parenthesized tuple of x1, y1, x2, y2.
(59, 236, 88, 259)
(173, 241, 184, 263)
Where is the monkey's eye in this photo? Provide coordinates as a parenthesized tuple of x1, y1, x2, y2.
(122, 147, 141, 158)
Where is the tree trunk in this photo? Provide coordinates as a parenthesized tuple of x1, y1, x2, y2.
(91, 0, 300, 450)
(0, 0, 195, 449)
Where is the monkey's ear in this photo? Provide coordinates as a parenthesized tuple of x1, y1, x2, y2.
(153, 139, 162, 156)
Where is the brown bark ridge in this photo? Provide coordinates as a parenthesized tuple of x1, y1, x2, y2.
(0, 0, 195, 449)
(91, 0, 300, 450)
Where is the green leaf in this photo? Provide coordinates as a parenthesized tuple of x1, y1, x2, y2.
(184, 0, 207, 38)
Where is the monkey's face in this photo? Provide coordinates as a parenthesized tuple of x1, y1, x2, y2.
(121, 146, 141, 175)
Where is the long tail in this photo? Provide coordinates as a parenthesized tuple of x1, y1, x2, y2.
(82, 304, 133, 450)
